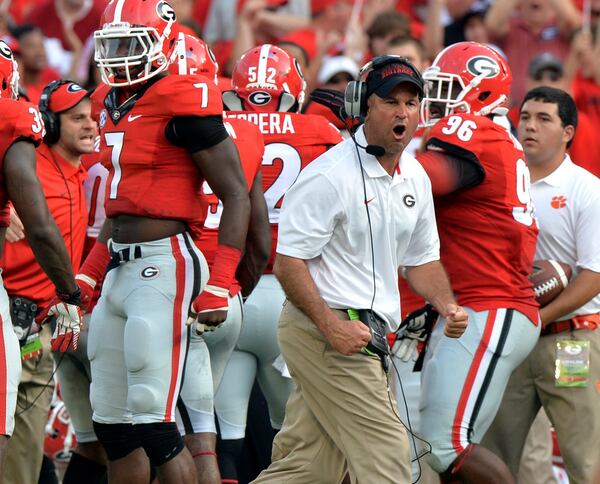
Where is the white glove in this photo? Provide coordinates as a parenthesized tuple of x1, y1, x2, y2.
(49, 301, 83, 352)
(392, 304, 438, 363)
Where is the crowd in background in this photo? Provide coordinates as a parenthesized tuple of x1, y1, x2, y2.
(1, 0, 600, 483)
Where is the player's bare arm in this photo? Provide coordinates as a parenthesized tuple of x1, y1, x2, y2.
(235, 172, 271, 297)
(404, 260, 468, 337)
(4, 140, 77, 295)
(192, 136, 250, 251)
(273, 254, 371, 355)
(539, 269, 600, 326)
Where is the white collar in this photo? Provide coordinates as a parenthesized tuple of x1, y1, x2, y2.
(535, 154, 572, 187)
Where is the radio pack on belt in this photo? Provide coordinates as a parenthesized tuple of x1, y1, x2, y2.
(348, 309, 389, 371)
(10, 296, 38, 344)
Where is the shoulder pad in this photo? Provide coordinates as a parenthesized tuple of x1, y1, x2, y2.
(150, 74, 223, 117)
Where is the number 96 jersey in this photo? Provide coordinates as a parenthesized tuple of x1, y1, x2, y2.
(422, 113, 538, 321)
(91, 74, 222, 222)
(0, 98, 44, 226)
(224, 111, 343, 272)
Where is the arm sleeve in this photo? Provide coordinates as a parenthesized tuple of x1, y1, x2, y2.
(165, 115, 229, 153)
(418, 138, 486, 196)
(276, 168, 344, 260)
(401, 173, 441, 267)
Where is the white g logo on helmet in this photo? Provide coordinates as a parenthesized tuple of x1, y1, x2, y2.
(466, 56, 500, 79)
(156, 0, 176, 22)
(0, 40, 12, 59)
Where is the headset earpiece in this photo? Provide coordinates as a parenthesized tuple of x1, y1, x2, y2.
(344, 55, 425, 119)
(38, 79, 74, 145)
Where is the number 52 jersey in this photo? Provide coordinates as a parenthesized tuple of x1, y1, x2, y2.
(421, 113, 539, 322)
(224, 111, 343, 271)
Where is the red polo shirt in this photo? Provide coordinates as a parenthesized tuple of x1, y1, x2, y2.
(1, 144, 88, 307)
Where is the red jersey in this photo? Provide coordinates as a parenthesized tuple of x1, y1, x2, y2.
(0, 98, 44, 227)
(1, 144, 87, 306)
(91, 75, 223, 222)
(419, 113, 538, 323)
(224, 111, 343, 271)
(193, 118, 265, 266)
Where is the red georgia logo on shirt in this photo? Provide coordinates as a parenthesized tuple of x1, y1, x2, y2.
(550, 195, 567, 209)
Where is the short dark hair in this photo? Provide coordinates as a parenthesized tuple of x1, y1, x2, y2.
(521, 87, 578, 147)
(10, 24, 40, 41)
(366, 11, 410, 39)
(387, 35, 425, 59)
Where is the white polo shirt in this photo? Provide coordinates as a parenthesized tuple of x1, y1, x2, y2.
(531, 155, 600, 319)
(277, 126, 440, 331)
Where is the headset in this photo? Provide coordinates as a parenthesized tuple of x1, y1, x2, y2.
(344, 55, 424, 119)
(38, 79, 82, 145)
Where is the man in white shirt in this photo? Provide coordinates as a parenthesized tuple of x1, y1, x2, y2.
(252, 56, 468, 483)
(483, 87, 600, 484)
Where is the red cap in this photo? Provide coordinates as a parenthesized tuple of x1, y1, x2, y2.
(48, 82, 89, 113)
(277, 29, 317, 63)
(311, 0, 351, 15)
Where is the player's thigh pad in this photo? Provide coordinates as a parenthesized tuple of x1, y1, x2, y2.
(420, 307, 539, 473)
(88, 267, 131, 425)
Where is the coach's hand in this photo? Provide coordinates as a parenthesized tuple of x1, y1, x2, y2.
(443, 304, 468, 338)
(324, 314, 371, 355)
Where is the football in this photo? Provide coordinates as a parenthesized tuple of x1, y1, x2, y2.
(529, 260, 572, 307)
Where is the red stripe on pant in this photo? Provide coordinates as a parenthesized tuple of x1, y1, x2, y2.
(164, 236, 187, 422)
(451, 309, 497, 454)
(0, 315, 6, 435)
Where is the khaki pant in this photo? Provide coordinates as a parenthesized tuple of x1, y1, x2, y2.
(483, 329, 600, 484)
(252, 301, 411, 484)
(5, 326, 54, 484)
(518, 408, 556, 484)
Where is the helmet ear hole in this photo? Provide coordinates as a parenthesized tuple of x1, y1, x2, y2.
(478, 91, 491, 102)
(2, 79, 6, 91)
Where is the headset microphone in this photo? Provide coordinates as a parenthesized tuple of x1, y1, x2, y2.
(349, 130, 386, 157)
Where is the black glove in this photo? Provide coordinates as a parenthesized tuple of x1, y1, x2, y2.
(392, 304, 439, 362)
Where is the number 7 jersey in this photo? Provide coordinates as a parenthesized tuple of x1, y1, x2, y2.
(91, 74, 222, 222)
(224, 111, 343, 272)
(421, 113, 539, 322)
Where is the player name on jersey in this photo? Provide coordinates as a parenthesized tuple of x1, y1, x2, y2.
(226, 112, 295, 135)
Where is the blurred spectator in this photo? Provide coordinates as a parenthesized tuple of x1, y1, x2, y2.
(210, 0, 310, 72)
(302, 54, 358, 130)
(25, 0, 103, 49)
(385, 35, 427, 70)
(366, 10, 411, 56)
(485, 0, 581, 105)
(277, 28, 317, 72)
(11, 25, 60, 104)
(443, 0, 493, 44)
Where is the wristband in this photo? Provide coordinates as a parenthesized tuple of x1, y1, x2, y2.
(57, 287, 82, 306)
(208, 244, 242, 290)
(80, 239, 110, 283)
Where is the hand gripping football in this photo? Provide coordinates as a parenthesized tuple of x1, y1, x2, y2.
(529, 259, 572, 307)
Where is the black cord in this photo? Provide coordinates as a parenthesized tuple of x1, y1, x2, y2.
(16, 350, 66, 415)
(353, 128, 432, 483)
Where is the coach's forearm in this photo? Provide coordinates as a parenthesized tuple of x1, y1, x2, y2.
(405, 260, 457, 316)
(273, 254, 339, 335)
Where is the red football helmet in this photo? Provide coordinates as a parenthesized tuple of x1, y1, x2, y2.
(224, 44, 306, 113)
(0, 40, 19, 99)
(421, 41, 511, 126)
(94, 0, 178, 86)
(169, 32, 218, 85)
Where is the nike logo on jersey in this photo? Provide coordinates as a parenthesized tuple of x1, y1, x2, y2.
(128, 114, 142, 122)
(365, 197, 376, 205)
